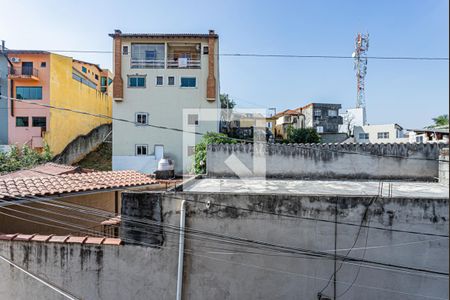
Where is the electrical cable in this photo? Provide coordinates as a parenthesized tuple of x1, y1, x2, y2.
(1, 192, 448, 278)
(0, 253, 80, 300)
(1, 94, 448, 162)
(7, 49, 449, 61)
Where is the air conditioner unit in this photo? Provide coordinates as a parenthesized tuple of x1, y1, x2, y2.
(11, 57, 20, 63)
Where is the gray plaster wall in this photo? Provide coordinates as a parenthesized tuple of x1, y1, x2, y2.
(52, 123, 111, 165)
(0, 191, 448, 300)
(207, 143, 446, 181)
(0, 54, 8, 145)
(439, 148, 449, 184)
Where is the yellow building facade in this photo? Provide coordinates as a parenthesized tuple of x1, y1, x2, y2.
(7, 50, 112, 156)
(46, 53, 112, 155)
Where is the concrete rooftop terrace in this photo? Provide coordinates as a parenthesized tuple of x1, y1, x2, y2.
(183, 178, 449, 199)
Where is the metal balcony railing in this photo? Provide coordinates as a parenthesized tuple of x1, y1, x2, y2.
(167, 55, 201, 69)
(9, 66, 39, 78)
(130, 59, 165, 69)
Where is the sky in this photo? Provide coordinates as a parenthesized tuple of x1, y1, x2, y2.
(0, 0, 448, 128)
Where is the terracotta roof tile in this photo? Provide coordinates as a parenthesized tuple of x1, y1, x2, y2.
(85, 237, 105, 245)
(0, 170, 156, 199)
(15, 234, 36, 241)
(1, 234, 122, 246)
(31, 235, 53, 242)
(66, 236, 88, 244)
(103, 238, 122, 245)
(0, 233, 19, 241)
(48, 235, 70, 243)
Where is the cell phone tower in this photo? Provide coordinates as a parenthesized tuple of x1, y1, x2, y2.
(352, 33, 369, 109)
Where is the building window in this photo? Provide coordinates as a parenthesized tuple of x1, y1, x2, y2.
(128, 76, 146, 88)
(122, 46, 129, 55)
(82, 66, 87, 73)
(16, 86, 43, 100)
(40, 62, 46, 68)
(377, 132, 390, 139)
(314, 110, 322, 117)
(359, 133, 369, 140)
(188, 114, 199, 126)
(168, 76, 175, 86)
(328, 110, 338, 117)
(95, 74, 99, 80)
(416, 136, 424, 143)
(180, 77, 196, 88)
(203, 46, 209, 55)
(316, 126, 324, 133)
(131, 44, 165, 69)
(16, 117, 29, 127)
(135, 145, 148, 156)
(136, 113, 149, 125)
(156, 76, 163, 86)
(32, 117, 46, 128)
(187, 146, 195, 156)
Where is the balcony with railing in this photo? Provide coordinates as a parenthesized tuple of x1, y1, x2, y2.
(9, 66, 39, 81)
(167, 43, 201, 69)
(167, 54, 201, 69)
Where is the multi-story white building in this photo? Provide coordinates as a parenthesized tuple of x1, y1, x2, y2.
(110, 30, 220, 174)
(353, 123, 409, 143)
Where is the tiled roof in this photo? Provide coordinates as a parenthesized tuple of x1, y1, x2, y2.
(0, 233, 121, 245)
(0, 170, 156, 199)
(109, 32, 218, 39)
(0, 163, 85, 180)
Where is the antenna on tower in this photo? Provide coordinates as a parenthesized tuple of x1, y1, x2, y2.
(352, 33, 369, 109)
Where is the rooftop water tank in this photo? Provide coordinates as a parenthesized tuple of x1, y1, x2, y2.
(157, 158, 174, 171)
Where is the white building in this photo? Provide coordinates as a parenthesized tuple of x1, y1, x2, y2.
(353, 124, 409, 143)
(110, 30, 220, 174)
(406, 128, 449, 143)
(339, 107, 366, 135)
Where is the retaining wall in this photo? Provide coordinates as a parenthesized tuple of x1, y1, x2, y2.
(52, 123, 111, 165)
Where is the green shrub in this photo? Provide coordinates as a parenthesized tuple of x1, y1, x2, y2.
(0, 144, 52, 174)
(286, 126, 321, 144)
(193, 132, 237, 174)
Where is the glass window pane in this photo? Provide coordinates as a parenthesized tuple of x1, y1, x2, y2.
(138, 77, 145, 87)
(16, 117, 29, 127)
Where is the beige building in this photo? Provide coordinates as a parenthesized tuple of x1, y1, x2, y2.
(109, 30, 220, 174)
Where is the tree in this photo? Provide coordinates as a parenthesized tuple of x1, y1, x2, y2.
(193, 132, 237, 174)
(0, 144, 52, 174)
(286, 127, 321, 144)
(342, 112, 355, 136)
(220, 94, 236, 110)
(428, 114, 449, 128)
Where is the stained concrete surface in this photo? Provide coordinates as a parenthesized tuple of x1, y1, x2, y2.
(184, 178, 450, 199)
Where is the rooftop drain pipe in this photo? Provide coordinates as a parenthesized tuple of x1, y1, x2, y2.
(176, 200, 186, 300)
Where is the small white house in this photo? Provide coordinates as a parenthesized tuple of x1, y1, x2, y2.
(354, 124, 409, 143)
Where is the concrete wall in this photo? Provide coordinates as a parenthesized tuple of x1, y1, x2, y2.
(0, 191, 447, 300)
(52, 123, 111, 165)
(439, 148, 449, 184)
(0, 54, 8, 145)
(206, 143, 446, 181)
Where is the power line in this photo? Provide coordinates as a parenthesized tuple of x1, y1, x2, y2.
(0, 207, 445, 299)
(1, 192, 448, 278)
(1, 95, 448, 163)
(10, 49, 449, 61)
